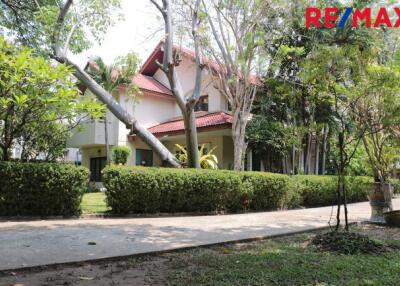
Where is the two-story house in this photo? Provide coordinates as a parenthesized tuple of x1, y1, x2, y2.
(67, 42, 257, 181)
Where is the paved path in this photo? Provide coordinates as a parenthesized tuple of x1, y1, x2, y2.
(1, 199, 399, 271)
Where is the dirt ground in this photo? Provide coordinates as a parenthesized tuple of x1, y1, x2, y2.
(0, 223, 398, 286)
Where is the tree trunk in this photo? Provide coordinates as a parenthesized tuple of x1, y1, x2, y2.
(154, 0, 202, 168)
(315, 133, 320, 175)
(104, 116, 110, 164)
(54, 55, 180, 167)
(335, 173, 342, 231)
(321, 124, 329, 175)
(304, 132, 312, 174)
(292, 145, 296, 175)
(298, 149, 304, 174)
(232, 111, 247, 171)
(1, 145, 9, 161)
(183, 108, 200, 168)
(51, 0, 179, 168)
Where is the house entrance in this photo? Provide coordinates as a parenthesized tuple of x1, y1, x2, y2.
(90, 156, 107, 182)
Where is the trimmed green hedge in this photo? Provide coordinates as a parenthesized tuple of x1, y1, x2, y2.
(105, 167, 243, 214)
(293, 175, 372, 207)
(0, 161, 89, 216)
(104, 166, 371, 215)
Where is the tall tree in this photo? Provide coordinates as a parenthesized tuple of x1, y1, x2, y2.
(301, 42, 376, 230)
(150, 0, 203, 168)
(0, 36, 103, 161)
(86, 53, 141, 164)
(352, 65, 400, 184)
(0, 0, 180, 167)
(200, 0, 278, 170)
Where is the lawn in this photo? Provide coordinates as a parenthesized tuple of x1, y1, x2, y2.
(2, 224, 400, 285)
(167, 229, 400, 286)
(81, 192, 109, 214)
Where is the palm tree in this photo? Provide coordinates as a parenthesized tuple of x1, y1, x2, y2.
(86, 54, 139, 164)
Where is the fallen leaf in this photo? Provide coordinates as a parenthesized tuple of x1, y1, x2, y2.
(78, 276, 95, 280)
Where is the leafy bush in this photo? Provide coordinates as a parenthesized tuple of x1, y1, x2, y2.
(390, 178, 400, 194)
(242, 172, 290, 211)
(0, 161, 89, 216)
(111, 146, 132, 165)
(103, 167, 245, 214)
(175, 144, 219, 169)
(293, 175, 371, 207)
(103, 166, 372, 214)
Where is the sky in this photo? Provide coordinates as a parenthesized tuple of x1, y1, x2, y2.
(70, 0, 165, 68)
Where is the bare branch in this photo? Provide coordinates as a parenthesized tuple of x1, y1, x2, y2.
(149, 0, 163, 13)
(51, 0, 73, 57)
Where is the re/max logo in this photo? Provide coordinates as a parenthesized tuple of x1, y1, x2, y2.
(306, 7, 400, 29)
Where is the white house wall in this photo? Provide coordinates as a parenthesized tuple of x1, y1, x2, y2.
(153, 58, 228, 112)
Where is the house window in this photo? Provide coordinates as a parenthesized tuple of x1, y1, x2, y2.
(195, 95, 208, 112)
(136, 149, 153, 166)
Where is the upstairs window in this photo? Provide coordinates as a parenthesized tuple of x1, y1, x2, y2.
(195, 95, 209, 112)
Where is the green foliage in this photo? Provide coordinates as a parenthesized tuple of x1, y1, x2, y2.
(242, 172, 290, 211)
(347, 143, 372, 176)
(390, 178, 400, 195)
(103, 167, 244, 214)
(293, 175, 372, 207)
(351, 65, 400, 182)
(165, 229, 400, 286)
(0, 37, 104, 161)
(103, 166, 371, 214)
(175, 144, 219, 169)
(111, 146, 132, 165)
(0, 0, 122, 55)
(0, 161, 89, 216)
(86, 53, 141, 97)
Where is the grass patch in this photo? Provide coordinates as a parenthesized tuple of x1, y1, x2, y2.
(81, 192, 109, 214)
(166, 230, 400, 286)
(1, 224, 399, 285)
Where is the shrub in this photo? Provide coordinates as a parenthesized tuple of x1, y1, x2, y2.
(292, 175, 371, 207)
(103, 166, 372, 215)
(390, 178, 400, 194)
(111, 146, 132, 165)
(103, 166, 293, 214)
(242, 172, 290, 211)
(0, 161, 89, 216)
(103, 166, 245, 214)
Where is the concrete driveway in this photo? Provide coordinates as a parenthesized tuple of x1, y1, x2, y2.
(1, 199, 399, 271)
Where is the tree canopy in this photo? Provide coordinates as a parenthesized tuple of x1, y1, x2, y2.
(0, 36, 103, 161)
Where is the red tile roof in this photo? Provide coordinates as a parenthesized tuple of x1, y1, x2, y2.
(140, 41, 261, 85)
(129, 112, 232, 139)
(133, 74, 172, 96)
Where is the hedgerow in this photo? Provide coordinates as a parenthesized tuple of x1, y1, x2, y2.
(0, 161, 89, 216)
(103, 166, 371, 214)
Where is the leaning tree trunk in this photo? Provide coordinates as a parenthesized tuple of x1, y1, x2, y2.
(51, 0, 180, 168)
(104, 116, 110, 164)
(54, 55, 180, 167)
